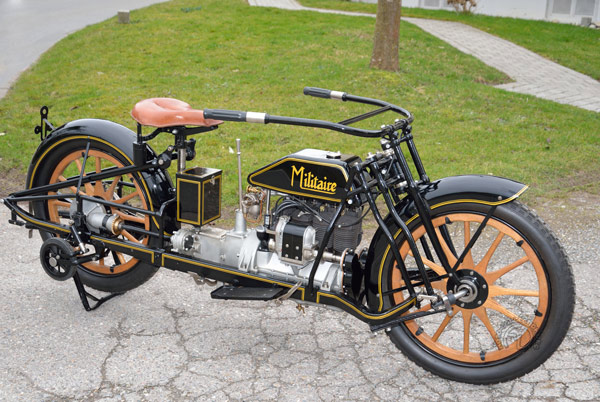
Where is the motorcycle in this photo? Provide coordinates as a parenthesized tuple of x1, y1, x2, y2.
(1, 87, 574, 384)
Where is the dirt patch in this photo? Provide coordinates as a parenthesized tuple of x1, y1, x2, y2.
(529, 191, 600, 230)
(0, 169, 26, 198)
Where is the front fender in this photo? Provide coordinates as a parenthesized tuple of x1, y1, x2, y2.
(364, 174, 528, 280)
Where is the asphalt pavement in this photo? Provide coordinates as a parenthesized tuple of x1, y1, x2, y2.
(0, 0, 167, 99)
(1, 0, 599, 400)
(0, 194, 598, 400)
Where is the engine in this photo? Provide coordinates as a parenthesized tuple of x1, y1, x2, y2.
(170, 196, 363, 298)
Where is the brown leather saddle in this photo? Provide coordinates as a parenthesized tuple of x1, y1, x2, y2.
(131, 98, 223, 128)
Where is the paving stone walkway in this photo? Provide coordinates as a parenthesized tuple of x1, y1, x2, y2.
(249, 0, 600, 113)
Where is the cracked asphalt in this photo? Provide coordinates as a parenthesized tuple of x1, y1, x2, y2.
(0, 192, 598, 401)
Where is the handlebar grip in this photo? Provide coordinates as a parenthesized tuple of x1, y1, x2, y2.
(203, 109, 246, 122)
(303, 87, 347, 101)
(303, 87, 332, 99)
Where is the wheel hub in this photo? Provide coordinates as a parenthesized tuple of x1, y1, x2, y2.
(447, 269, 489, 309)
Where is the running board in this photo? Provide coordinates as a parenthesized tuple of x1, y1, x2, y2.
(210, 285, 286, 301)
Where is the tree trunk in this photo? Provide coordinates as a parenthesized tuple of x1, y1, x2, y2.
(370, 0, 402, 71)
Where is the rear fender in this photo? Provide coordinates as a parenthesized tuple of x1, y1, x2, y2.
(26, 119, 176, 232)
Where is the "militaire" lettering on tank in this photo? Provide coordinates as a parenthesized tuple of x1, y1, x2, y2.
(290, 165, 337, 194)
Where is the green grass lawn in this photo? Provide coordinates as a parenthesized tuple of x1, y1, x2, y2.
(300, 0, 600, 81)
(0, 0, 598, 207)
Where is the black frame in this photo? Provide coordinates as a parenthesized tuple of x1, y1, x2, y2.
(2, 87, 495, 328)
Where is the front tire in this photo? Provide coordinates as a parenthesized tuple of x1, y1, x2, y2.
(369, 200, 574, 384)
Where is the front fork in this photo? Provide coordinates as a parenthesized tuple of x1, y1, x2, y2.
(361, 128, 465, 302)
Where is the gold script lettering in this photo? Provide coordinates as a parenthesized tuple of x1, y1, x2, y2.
(291, 165, 337, 194)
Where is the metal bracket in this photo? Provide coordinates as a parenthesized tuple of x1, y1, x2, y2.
(34, 106, 54, 141)
(274, 282, 302, 305)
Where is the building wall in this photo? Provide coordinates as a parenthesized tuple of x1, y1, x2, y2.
(358, 0, 600, 23)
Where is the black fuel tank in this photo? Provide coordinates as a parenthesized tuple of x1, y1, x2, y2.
(248, 149, 361, 203)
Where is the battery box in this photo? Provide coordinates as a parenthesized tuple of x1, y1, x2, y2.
(176, 167, 222, 226)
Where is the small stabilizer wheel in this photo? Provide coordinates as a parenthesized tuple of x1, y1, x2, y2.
(40, 238, 77, 281)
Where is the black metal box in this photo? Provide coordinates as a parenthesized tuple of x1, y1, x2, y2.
(176, 167, 222, 226)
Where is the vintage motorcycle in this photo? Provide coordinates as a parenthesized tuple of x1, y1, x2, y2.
(2, 87, 574, 384)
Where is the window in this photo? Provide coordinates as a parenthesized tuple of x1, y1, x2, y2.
(551, 0, 597, 15)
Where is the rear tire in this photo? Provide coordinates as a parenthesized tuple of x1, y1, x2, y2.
(30, 137, 159, 293)
(369, 200, 574, 384)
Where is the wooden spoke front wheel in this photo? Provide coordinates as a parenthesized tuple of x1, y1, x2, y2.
(370, 201, 574, 384)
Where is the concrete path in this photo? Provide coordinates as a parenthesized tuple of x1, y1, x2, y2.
(0, 0, 168, 99)
(250, 0, 600, 113)
(1, 197, 599, 400)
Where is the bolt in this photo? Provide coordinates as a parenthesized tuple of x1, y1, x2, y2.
(483, 284, 487, 289)
(477, 300, 482, 305)
(470, 271, 474, 276)
(460, 303, 465, 308)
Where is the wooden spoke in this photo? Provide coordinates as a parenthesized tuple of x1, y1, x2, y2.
(48, 199, 71, 209)
(407, 250, 446, 276)
(95, 156, 102, 174)
(432, 310, 455, 342)
(84, 261, 110, 271)
(476, 232, 504, 272)
(488, 286, 539, 298)
(93, 157, 105, 193)
(473, 308, 504, 350)
(74, 158, 94, 194)
(58, 175, 80, 194)
(486, 256, 529, 284)
(121, 229, 140, 243)
(106, 175, 122, 198)
(435, 228, 458, 266)
(462, 221, 475, 268)
(113, 191, 138, 204)
(463, 310, 473, 353)
(431, 280, 447, 292)
(116, 210, 146, 224)
(115, 252, 126, 265)
(485, 299, 530, 327)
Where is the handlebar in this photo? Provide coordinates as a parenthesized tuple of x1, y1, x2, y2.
(203, 87, 414, 138)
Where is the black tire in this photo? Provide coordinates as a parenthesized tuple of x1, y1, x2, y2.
(30, 137, 159, 293)
(368, 200, 574, 384)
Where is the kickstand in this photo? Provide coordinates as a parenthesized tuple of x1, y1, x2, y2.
(72, 271, 124, 311)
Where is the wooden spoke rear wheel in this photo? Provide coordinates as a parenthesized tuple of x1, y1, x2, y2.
(47, 149, 150, 275)
(31, 138, 159, 293)
(370, 201, 574, 384)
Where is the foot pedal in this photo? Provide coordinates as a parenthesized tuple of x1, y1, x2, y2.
(210, 285, 286, 301)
